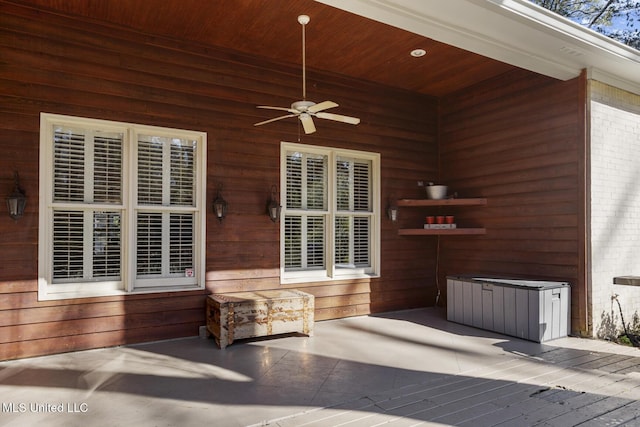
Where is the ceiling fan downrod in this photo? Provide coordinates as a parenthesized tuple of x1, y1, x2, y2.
(298, 14, 310, 100)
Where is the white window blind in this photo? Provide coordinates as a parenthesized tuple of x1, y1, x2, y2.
(137, 138, 164, 205)
(335, 215, 371, 268)
(53, 130, 85, 202)
(170, 213, 194, 274)
(171, 142, 195, 206)
(136, 212, 163, 276)
(284, 151, 328, 272)
(135, 135, 196, 283)
(284, 216, 302, 269)
(52, 127, 124, 284)
(94, 135, 123, 204)
(335, 157, 372, 269)
(281, 142, 379, 283)
(54, 128, 123, 204)
(52, 210, 85, 280)
(93, 211, 122, 278)
(39, 114, 206, 300)
(286, 151, 327, 210)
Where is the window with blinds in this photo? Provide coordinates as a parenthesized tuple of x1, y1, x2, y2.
(39, 114, 205, 299)
(281, 142, 379, 283)
(284, 151, 328, 272)
(335, 157, 372, 269)
(135, 135, 196, 284)
(52, 127, 124, 284)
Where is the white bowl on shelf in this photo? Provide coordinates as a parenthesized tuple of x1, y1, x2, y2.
(425, 185, 448, 200)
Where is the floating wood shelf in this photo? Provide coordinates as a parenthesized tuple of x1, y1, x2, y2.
(396, 198, 487, 236)
(398, 228, 486, 236)
(396, 198, 487, 207)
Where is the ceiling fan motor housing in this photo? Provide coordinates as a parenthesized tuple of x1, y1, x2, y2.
(291, 100, 316, 112)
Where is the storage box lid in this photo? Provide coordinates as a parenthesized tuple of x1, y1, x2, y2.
(448, 275, 570, 290)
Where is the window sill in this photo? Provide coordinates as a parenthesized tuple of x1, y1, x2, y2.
(614, 276, 640, 287)
(281, 272, 379, 285)
(39, 284, 204, 301)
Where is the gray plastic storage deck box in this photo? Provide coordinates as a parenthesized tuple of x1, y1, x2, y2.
(447, 276, 570, 342)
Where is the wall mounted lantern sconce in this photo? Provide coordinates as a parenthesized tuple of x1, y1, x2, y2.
(6, 172, 26, 220)
(267, 185, 281, 223)
(387, 201, 398, 222)
(213, 183, 228, 223)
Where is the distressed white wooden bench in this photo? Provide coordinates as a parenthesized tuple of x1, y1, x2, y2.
(206, 289, 314, 349)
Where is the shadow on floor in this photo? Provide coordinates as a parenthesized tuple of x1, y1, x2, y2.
(0, 308, 638, 427)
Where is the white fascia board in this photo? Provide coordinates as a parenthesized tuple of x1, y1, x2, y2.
(489, 0, 640, 63)
(316, 0, 640, 94)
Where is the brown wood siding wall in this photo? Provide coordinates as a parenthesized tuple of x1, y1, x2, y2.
(438, 69, 587, 335)
(0, 2, 438, 360)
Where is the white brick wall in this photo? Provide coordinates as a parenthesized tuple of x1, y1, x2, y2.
(590, 80, 640, 339)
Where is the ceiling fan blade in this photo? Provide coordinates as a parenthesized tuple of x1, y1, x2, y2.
(299, 113, 316, 134)
(254, 114, 297, 127)
(257, 105, 298, 114)
(315, 112, 361, 125)
(307, 101, 338, 113)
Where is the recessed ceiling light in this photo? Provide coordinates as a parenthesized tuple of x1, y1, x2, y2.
(410, 49, 426, 57)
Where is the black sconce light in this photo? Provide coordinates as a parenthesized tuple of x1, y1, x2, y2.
(387, 200, 398, 222)
(6, 172, 26, 220)
(267, 185, 281, 222)
(213, 183, 227, 223)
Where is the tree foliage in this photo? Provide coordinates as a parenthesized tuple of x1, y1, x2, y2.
(530, 0, 640, 49)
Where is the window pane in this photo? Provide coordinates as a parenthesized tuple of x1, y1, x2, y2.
(170, 213, 193, 274)
(286, 151, 327, 210)
(336, 160, 350, 211)
(307, 155, 327, 210)
(136, 212, 163, 276)
(137, 137, 164, 205)
(335, 215, 371, 268)
(93, 211, 121, 278)
(307, 216, 325, 268)
(138, 136, 196, 206)
(336, 157, 371, 212)
(354, 160, 371, 212)
(286, 152, 302, 209)
(53, 129, 85, 202)
(284, 215, 302, 269)
(335, 216, 350, 265)
(354, 216, 371, 267)
(170, 139, 196, 206)
(52, 210, 84, 279)
(284, 215, 326, 270)
(94, 134, 123, 204)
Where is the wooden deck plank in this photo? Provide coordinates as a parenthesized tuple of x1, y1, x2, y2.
(274, 350, 640, 427)
(577, 399, 640, 427)
(546, 396, 637, 426)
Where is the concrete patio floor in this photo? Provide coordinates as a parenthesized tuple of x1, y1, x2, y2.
(1, 307, 639, 427)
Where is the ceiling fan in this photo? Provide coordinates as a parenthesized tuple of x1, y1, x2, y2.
(254, 14, 360, 135)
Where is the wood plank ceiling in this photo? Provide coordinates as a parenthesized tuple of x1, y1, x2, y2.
(13, 0, 517, 98)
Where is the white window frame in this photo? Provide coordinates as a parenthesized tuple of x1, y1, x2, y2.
(38, 113, 207, 300)
(280, 141, 380, 284)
